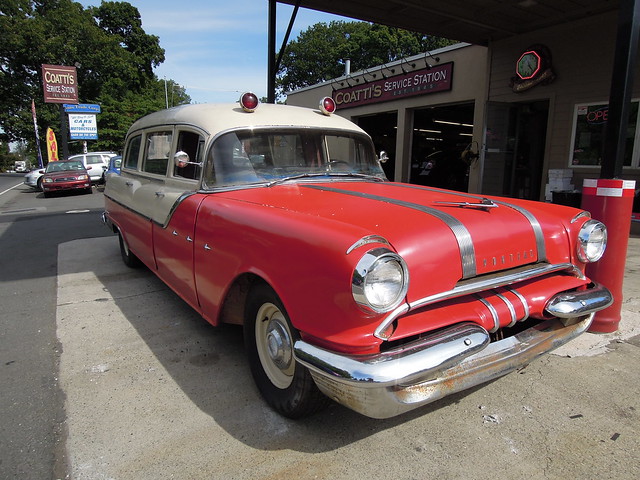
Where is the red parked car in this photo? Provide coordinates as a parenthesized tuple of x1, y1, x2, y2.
(103, 94, 612, 419)
(41, 160, 92, 198)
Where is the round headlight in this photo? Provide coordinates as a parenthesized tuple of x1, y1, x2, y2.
(577, 219, 607, 263)
(352, 248, 409, 313)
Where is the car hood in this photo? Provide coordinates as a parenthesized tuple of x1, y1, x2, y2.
(44, 171, 88, 180)
(220, 181, 562, 285)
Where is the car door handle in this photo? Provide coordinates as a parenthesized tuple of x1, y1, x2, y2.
(204, 244, 212, 251)
(186, 236, 193, 242)
(155, 191, 165, 198)
(125, 181, 133, 187)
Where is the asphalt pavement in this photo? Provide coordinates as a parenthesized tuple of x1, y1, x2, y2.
(55, 234, 640, 479)
(1, 175, 638, 480)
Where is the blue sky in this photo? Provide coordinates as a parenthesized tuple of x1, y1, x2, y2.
(79, 0, 351, 104)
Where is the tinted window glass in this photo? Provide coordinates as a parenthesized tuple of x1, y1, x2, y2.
(124, 135, 142, 169)
(173, 130, 204, 180)
(203, 129, 384, 189)
(143, 131, 172, 175)
(86, 155, 103, 165)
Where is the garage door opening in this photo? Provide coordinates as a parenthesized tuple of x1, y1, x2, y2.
(357, 112, 398, 181)
(410, 103, 475, 192)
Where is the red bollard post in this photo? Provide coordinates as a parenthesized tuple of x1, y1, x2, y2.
(581, 178, 636, 333)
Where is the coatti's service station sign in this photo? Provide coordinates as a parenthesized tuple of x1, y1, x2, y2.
(332, 62, 453, 109)
(41, 64, 78, 104)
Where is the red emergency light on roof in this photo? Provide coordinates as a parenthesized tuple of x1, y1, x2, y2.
(319, 96, 336, 115)
(240, 92, 259, 112)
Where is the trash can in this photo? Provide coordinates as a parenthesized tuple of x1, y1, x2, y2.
(552, 190, 582, 208)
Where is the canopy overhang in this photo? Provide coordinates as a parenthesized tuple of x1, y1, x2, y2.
(269, 0, 636, 180)
(276, 0, 619, 46)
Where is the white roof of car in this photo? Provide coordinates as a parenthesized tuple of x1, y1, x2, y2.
(126, 102, 367, 137)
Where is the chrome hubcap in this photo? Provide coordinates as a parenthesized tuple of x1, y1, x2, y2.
(266, 321, 292, 370)
(255, 302, 295, 389)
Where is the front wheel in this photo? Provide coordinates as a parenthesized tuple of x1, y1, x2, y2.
(244, 283, 329, 418)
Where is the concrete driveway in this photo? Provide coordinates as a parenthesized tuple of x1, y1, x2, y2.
(56, 236, 640, 480)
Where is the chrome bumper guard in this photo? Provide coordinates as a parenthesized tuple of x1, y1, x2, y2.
(294, 283, 612, 419)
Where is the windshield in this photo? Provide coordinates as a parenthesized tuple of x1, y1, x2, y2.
(203, 129, 386, 189)
(45, 161, 85, 173)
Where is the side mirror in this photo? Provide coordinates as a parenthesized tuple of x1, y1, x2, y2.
(174, 151, 202, 168)
(379, 150, 389, 164)
(174, 151, 190, 168)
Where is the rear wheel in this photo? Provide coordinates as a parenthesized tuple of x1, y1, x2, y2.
(118, 231, 142, 268)
(244, 283, 329, 418)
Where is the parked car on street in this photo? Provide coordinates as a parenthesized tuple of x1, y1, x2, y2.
(103, 94, 612, 419)
(42, 160, 92, 197)
(101, 155, 121, 184)
(24, 167, 46, 190)
(68, 151, 118, 184)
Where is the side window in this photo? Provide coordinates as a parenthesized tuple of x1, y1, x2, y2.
(85, 155, 103, 165)
(173, 130, 204, 180)
(124, 135, 142, 169)
(143, 131, 172, 175)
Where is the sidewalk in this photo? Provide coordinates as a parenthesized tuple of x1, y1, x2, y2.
(554, 234, 640, 357)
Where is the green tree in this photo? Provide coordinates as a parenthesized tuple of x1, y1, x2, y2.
(0, 0, 188, 155)
(277, 21, 455, 98)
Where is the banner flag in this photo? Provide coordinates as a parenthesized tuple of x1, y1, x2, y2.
(46, 128, 59, 162)
(31, 100, 44, 168)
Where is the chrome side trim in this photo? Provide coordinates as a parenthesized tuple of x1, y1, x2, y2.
(476, 295, 499, 333)
(163, 192, 197, 228)
(103, 193, 152, 223)
(571, 211, 591, 223)
(346, 235, 391, 255)
(374, 262, 582, 339)
(505, 287, 530, 324)
(496, 292, 518, 328)
(104, 191, 197, 228)
(303, 185, 477, 278)
(296, 315, 595, 419)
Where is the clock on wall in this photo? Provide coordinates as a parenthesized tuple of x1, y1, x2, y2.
(516, 50, 541, 80)
(511, 44, 556, 93)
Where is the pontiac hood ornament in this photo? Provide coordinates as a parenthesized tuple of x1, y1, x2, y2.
(434, 197, 498, 211)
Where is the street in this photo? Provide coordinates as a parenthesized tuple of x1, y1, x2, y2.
(0, 174, 111, 479)
(1, 173, 639, 480)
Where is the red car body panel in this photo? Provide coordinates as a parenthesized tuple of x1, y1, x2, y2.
(106, 180, 595, 353)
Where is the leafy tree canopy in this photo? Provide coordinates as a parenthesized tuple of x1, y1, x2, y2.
(277, 21, 456, 98)
(0, 0, 189, 157)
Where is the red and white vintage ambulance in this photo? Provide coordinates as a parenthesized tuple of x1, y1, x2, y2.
(103, 93, 612, 419)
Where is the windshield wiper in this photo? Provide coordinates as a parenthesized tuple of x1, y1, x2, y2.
(267, 173, 329, 187)
(267, 172, 384, 187)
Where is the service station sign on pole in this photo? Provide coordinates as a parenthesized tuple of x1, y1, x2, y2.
(41, 64, 78, 104)
(41, 64, 78, 159)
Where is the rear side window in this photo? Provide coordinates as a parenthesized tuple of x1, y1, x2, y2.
(143, 131, 172, 175)
(85, 155, 104, 165)
(124, 135, 142, 169)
